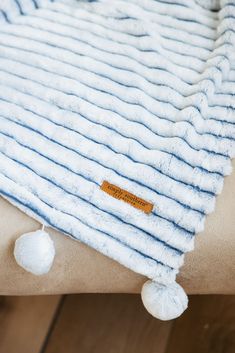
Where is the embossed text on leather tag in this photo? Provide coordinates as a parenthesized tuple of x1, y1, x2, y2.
(100, 181, 153, 214)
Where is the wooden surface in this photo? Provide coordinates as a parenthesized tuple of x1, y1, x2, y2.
(0, 295, 61, 353)
(0, 295, 235, 353)
(166, 295, 235, 353)
(1, 158, 235, 296)
(44, 295, 172, 353)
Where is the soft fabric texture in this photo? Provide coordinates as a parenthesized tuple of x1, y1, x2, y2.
(1, 178, 235, 297)
(0, 0, 234, 318)
(14, 229, 55, 275)
(141, 280, 188, 321)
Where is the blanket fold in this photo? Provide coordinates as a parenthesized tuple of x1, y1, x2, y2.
(0, 0, 234, 320)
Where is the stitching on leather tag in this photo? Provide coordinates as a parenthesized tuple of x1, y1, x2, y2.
(100, 181, 153, 214)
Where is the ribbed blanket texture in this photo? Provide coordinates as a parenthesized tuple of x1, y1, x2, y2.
(0, 0, 234, 313)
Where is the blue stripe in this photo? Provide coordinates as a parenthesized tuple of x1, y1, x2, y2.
(43, 8, 233, 81)
(44, 7, 213, 55)
(0, 98, 219, 206)
(0, 126, 195, 238)
(0, 114, 204, 236)
(13, 0, 24, 15)
(0, 42, 192, 118)
(126, 0, 217, 29)
(15, 17, 210, 78)
(40, 11, 232, 95)
(1, 24, 234, 128)
(0, 112, 207, 216)
(0, 40, 200, 118)
(1, 0, 38, 18)
(49, 13, 150, 38)
(0, 37, 234, 145)
(31, 0, 39, 9)
(0, 43, 232, 159)
(0, 64, 228, 180)
(2, 21, 201, 84)
(0, 10, 9, 23)
(221, 27, 235, 38)
(154, 0, 217, 16)
(0, 147, 183, 256)
(149, 0, 192, 9)
(0, 188, 78, 238)
(74, 0, 217, 40)
(0, 97, 201, 234)
(224, 15, 235, 21)
(34, 9, 210, 59)
(0, 27, 199, 92)
(0, 94, 217, 201)
(105, 14, 214, 41)
(32, 2, 220, 54)
(3, 0, 220, 42)
(0, 187, 173, 269)
(0, 66, 226, 177)
(224, 2, 235, 6)
(4, 20, 235, 120)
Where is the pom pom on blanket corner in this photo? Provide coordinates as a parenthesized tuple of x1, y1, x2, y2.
(0, 0, 235, 319)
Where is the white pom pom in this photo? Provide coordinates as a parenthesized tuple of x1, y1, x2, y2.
(141, 280, 188, 321)
(14, 229, 55, 275)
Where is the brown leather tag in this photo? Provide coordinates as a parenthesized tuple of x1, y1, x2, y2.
(100, 181, 153, 214)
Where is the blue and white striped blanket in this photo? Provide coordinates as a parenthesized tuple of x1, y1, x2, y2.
(0, 0, 234, 317)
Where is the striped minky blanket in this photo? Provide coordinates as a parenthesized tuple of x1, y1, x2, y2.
(0, 0, 234, 320)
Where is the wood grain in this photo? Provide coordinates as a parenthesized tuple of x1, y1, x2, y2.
(166, 295, 235, 353)
(1, 294, 235, 353)
(43, 294, 172, 353)
(0, 295, 61, 353)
